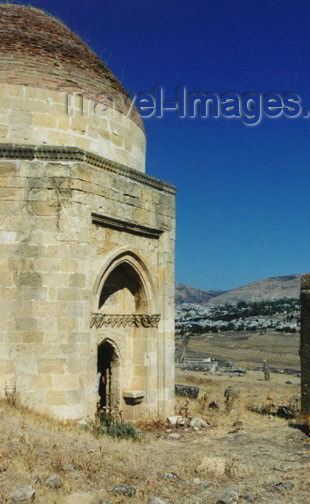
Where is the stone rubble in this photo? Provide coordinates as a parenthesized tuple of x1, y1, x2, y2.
(112, 485, 136, 497)
(44, 474, 63, 489)
(217, 488, 239, 504)
(167, 415, 182, 426)
(189, 416, 209, 429)
(166, 415, 210, 432)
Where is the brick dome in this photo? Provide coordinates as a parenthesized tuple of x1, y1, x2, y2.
(0, 4, 142, 129)
(0, 5, 146, 172)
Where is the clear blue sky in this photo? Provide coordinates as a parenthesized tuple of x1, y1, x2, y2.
(11, 0, 310, 290)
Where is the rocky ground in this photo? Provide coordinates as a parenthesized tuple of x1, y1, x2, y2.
(0, 369, 309, 504)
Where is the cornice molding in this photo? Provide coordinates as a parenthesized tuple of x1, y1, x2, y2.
(91, 213, 163, 239)
(0, 143, 176, 195)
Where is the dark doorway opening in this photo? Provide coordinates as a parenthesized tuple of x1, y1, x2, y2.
(97, 340, 117, 411)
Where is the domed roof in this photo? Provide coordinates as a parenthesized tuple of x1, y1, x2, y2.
(0, 4, 143, 129)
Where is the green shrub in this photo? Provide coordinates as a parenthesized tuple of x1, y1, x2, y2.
(83, 413, 142, 441)
(107, 420, 141, 440)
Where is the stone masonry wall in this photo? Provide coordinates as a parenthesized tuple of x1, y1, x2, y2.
(0, 147, 175, 420)
(0, 3, 175, 421)
(0, 84, 145, 172)
(0, 155, 91, 419)
(300, 274, 310, 415)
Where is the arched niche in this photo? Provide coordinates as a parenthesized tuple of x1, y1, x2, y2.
(99, 261, 147, 314)
(92, 249, 158, 314)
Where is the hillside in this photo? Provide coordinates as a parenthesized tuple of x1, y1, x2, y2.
(175, 283, 226, 304)
(176, 274, 302, 305)
(208, 274, 301, 305)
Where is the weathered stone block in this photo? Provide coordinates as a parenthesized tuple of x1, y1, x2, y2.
(22, 332, 44, 344)
(0, 162, 17, 175)
(38, 359, 66, 374)
(53, 374, 79, 391)
(46, 390, 66, 405)
(18, 272, 42, 288)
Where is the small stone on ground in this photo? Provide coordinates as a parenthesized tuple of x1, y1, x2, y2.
(167, 415, 182, 426)
(45, 474, 63, 489)
(164, 472, 178, 480)
(167, 432, 180, 440)
(189, 417, 208, 429)
(10, 486, 35, 502)
(269, 481, 294, 493)
(112, 485, 136, 497)
(201, 481, 213, 489)
(148, 497, 167, 504)
(217, 488, 239, 504)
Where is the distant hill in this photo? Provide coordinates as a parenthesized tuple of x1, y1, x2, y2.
(175, 283, 226, 304)
(176, 274, 302, 305)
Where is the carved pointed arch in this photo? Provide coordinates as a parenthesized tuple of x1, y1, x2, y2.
(92, 248, 158, 314)
(98, 337, 121, 364)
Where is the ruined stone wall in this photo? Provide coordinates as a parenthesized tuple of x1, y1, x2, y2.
(300, 274, 310, 415)
(0, 145, 175, 420)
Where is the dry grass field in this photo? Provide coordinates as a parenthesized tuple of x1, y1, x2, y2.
(184, 330, 300, 370)
(0, 367, 309, 504)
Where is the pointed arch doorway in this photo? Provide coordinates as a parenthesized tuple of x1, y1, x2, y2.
(92, 251, 160, 420)
(97, 339, 120, 413)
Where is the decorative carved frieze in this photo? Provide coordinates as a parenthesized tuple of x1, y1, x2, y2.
(90, 313, 161, 329)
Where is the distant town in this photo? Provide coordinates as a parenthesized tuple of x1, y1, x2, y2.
(176, 298, 300, 334)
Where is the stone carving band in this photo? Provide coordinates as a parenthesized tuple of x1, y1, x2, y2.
(91, 313, 161, 329)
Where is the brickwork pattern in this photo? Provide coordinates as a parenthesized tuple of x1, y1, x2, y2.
(0, 5, 143, 129)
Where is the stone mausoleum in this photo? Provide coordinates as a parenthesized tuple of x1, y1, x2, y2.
(0, 5, 175, 420)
